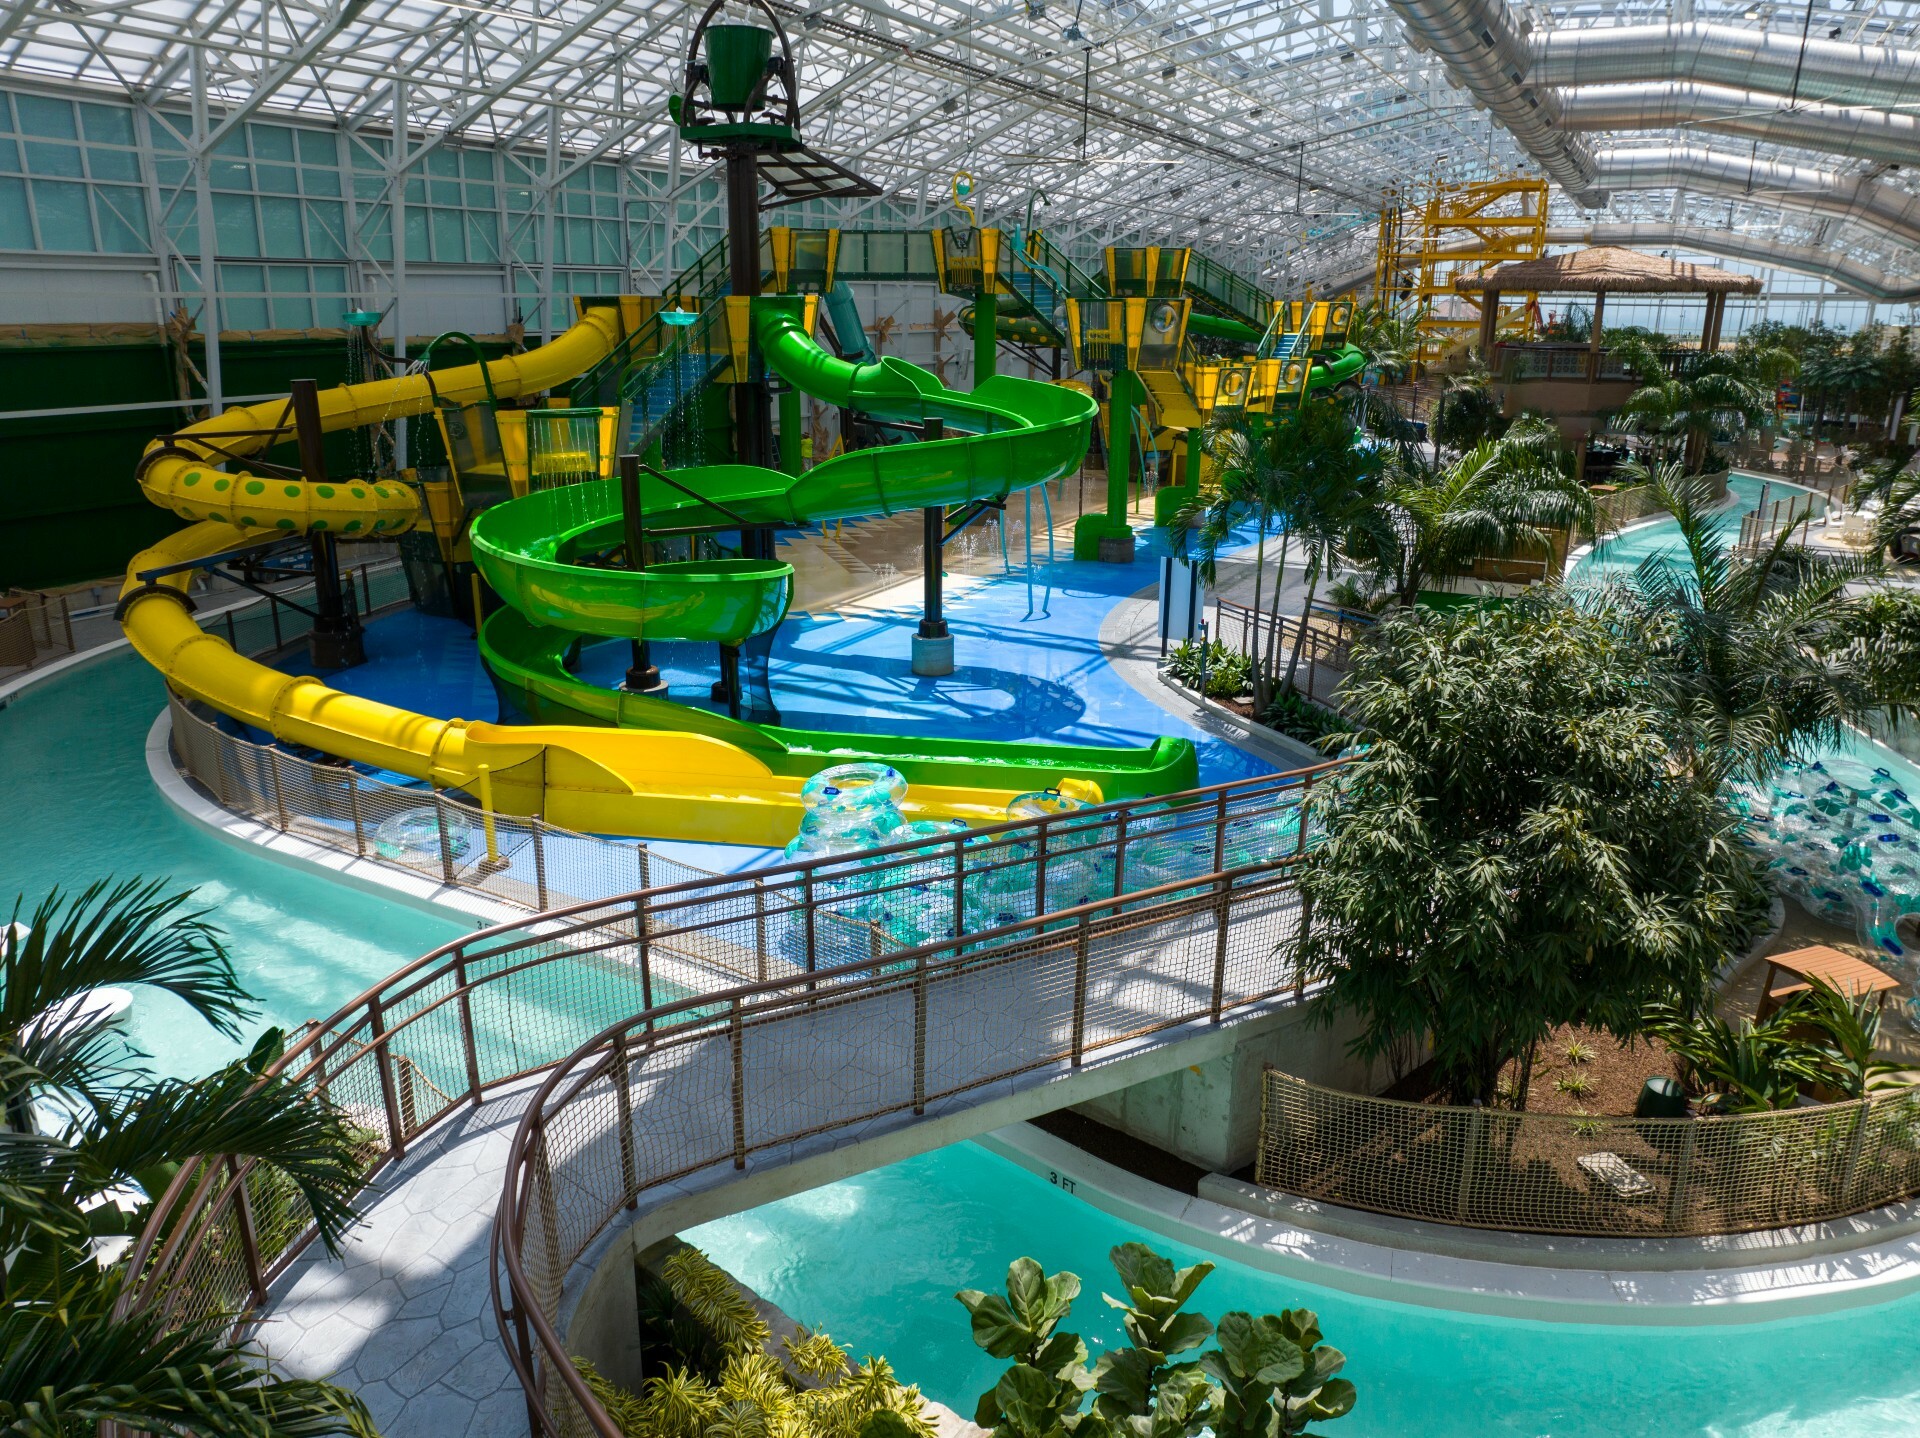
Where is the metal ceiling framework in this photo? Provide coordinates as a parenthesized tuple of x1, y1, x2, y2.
(5, 0, 1920, 303)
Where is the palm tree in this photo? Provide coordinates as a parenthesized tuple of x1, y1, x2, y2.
(2, 879, 377, 1435)
(1347, 302, 1425, 385)
(1351, 415, 1594, 608)
(1599, 462, 1909, 786)
(1276, 398, 1389, 695)
(1612, 336, 1792, 475)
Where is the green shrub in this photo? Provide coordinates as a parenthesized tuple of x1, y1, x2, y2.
(1168, 639, 1253, 700)
(1259, 690, 1349, 751)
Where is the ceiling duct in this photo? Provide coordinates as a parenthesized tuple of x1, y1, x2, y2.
(1381, 0, 1606, 204)
(1559, 83, 1920, 169)
(1592, 146, 1920, 256)
(1530, 22, 1920, 113)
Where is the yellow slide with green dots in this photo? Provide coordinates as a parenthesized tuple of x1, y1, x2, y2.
(118, 296, 1189, 846)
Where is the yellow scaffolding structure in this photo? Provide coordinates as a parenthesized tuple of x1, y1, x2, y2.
(1374, 177, 1548, 371)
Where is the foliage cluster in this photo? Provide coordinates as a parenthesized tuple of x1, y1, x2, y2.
(1299, 591, 1771, 1104)
(1166, 639, 1252, 701)
(1258, 690, 1350, 752)
(1, 879, 377, 1438)
(1647, 979, 1905, 1113)
(581, 1247, 935, 1438)
(958, 1244, 1354, 1438)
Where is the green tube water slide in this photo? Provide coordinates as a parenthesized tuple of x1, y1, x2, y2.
(469, 295, 1200, 801)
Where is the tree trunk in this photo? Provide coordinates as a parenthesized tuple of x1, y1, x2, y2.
(1247, 505, 1269, 666)
(1255, 532, 1292, 712)
(1282, 549, 1324, 695)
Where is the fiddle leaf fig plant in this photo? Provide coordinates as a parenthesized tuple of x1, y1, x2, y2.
(958, 1257, 1092, 1436)
(959, 1246, 1355, 1438)
(1200, 1309, 1356, 1438)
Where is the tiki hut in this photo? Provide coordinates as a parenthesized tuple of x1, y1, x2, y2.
(1455, 245, 1761, 354)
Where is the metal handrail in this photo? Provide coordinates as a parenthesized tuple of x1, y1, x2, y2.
(491, 805, 1323, 1438)
(113, 761, 1340, 1342)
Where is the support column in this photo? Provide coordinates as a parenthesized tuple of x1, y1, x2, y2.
(619, 454, 665, 695)
(292, 379, 366, 670)
(913, 418, 954, 676)
(974, 291, 998, 382)
(725, 143, 776, 565)
(777, 383, 803, 476)
(1587, 290, 1607, 382)
(1101, 371, 1138, 563)
(1477, 288, 1500, 358)
(188, 49, 224, 412)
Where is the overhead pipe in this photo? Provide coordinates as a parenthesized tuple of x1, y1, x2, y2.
(1592, 145, 1920, 257)
(1381, 0, 1607, 205)
(1530, 22, 1920, 114)
(1545, 221, 1920, 303)
(1559, 83, 1920, 169)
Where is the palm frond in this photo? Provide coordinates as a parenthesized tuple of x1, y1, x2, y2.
(2, 879, 244, 1040)
(0, 1267, 376, 1438)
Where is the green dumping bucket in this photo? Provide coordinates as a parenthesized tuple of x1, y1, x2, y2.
(705, 24, 775, 109)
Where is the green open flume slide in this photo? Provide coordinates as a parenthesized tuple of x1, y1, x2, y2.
(469, 295, 1200, 802)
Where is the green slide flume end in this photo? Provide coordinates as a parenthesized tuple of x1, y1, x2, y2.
(479, 607, 1198, 799)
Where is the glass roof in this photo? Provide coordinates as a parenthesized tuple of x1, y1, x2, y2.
(7, 0, 1920, 294)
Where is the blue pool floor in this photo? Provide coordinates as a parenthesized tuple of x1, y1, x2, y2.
(298, 521, 1275, 869)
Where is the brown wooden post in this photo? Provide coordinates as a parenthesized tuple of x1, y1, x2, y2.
(1587, 289, 1607, 381)
(228, 1157, 269, 1308)
(1477, 288, 1500, 357)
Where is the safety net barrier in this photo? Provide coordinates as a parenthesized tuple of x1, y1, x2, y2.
(1257, 1068, 1920, 1237)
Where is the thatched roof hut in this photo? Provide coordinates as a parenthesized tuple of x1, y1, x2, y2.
(1455, 246, 1761, 296)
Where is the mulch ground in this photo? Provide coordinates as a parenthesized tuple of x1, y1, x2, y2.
(1383, 1024, 1688, 1117)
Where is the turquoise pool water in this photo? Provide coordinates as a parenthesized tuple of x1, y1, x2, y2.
(0, 652, 469, 1080)
(688, 1142, 1920, 1437)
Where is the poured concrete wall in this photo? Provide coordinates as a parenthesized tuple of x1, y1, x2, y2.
(1070, 1001, 1382, 1173)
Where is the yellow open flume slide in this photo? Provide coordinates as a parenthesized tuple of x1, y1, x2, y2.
(117, 302, 1056, 845)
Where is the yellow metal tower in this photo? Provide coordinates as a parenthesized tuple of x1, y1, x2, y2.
(1374, 177, 1547, 371)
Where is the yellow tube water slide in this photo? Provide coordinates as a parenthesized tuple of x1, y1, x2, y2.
(120, 305, 1059, 844)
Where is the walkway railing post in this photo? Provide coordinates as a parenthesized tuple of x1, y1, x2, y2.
(802, 869, 817, 991)
(1111, 806, 1131, 900)
(753, 877, 768, 982)
(912, 947, 930, 1115)
(1665, 1117, 1698, 1231)
(267, 746, 289, 830)
(433, 789, 456, 883)
(612, 1033, 638, 1206)
(1210, 873, 1231, 1020)
(1033, 822, 1049, 916)
(455, 953, 483, 1103)
(728, 996, 747, 1169)
(368, 996, 407, 1157)
(951, 835, 967, 944)
(228, 1157, 269, 1308)
(532, 823, 549, 910)
(1070, 913, 1091, 1066)
(1212, 789, 1228, 872)
(347, 769, 366, 856)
